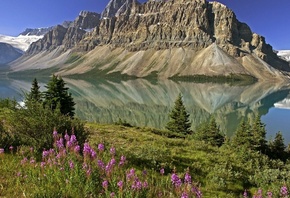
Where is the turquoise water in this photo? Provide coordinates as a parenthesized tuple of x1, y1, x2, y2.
(1, 77, 290, 142)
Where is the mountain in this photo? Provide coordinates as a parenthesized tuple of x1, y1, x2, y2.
(9, 0, 290, 81)
(19, 27, 54, 36)
(277, 50, 290, 62)
(0, 42, 22, 64)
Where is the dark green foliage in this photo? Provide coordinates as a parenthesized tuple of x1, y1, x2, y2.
(25, 78, 42, 103)
(165, 93, 191, 135)
(194, 116, 225, 147)
(43, 75, 75, 117)
(4, 101, 88, 155)
(268, 131, 286, 161)
(252, 115, 267, 153)
(231, 119, 252, 148)
(0, 98, 17, 110)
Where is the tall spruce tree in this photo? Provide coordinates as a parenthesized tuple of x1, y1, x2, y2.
(43, 75, 75, 117)
(166, 93, 191, 135)
(195, 116, 224, 147)
(231, 119, 252, 148)
(252, 115, 267, 153)
(268, 131, 286, 160)
(26, 78, 42, 103)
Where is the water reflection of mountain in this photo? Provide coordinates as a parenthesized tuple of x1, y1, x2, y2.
(63, 78, 290, 136)
(1, 77, 290, 136)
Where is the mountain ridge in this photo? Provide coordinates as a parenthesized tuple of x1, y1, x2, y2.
(9, 0, 290, 81)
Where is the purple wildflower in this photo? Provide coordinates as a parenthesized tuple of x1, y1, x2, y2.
(9, 145, 13, 151)
(127, 168, 136, 181)
(160, 168, 165, 175)
(110, 192, 115, 197)
(70, 134, 77, 144)
(0, 148, 4, 154)
(98, 160, 105, 170)
(98, 143, 104, 151)
(192, 186, 202, 198)
(171, 173, 182, 187)
(267, 191, 273, 198)
(83, 142, 91, 156)
(69, 160, 74, 169)
(102, 180, 108, 189)
(132, 179, 142, 191)
(74, 145, 80, 153)
(91, 149, 97, 159)
(40, 161, 46, 168)
(66, 140, 73, 148)
(184, 172, 191, 184)
(42, 150, 50, 159)
(21, 157, 28, 165)
(56, 138, 64, 149)
(64, 133, 70, 141)
(86, 168, 92, 176)
(53, 130, 58, 138)
(143, 181, 148, 188)
(281, 185, 288, 197)
(30, 158, 35, 164)
(117, 180, 123, 189)
(110, 147, 116, 155)
(119, 155, 126, 166)
(181, 192, 188, 198)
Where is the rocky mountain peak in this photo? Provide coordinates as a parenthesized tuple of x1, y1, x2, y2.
(19, 27, 53, 36)
(101, 0, 140, 18)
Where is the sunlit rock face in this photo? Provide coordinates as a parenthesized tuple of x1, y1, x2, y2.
(12, 0, 290, 81)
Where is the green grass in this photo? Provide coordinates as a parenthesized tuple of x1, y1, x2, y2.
(0, 123, 289, 197)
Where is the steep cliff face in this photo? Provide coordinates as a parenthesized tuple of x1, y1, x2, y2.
(12, 0, 290, 80)
(26, 11, 101, 55)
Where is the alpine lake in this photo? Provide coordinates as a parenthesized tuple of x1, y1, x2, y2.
(1, 75, 290, 143)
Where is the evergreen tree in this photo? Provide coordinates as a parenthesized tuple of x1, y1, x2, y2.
(43, 75, 75, 117)
(231, 119, 252, 148)
(251, 115, 267, 153)
(166, 93, 191, 135)
(268, 131, 286, 161)
(26, 78, 42, 103)
(195, 116, 224, 147)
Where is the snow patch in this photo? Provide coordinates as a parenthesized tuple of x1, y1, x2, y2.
(277, 50, 290, 62)
(0, 34, 43, 51)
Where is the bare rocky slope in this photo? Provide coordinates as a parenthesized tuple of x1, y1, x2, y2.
(10, 0, 290, 81)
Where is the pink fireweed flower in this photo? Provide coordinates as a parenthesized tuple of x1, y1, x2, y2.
(42, 150, 50, 159)
(98, 143, 104, 152)
(160, 168, 165, 175)
(0, 148, 4, 154)
(70, 134, 77, 144)
(143, 181, 148, 188)
(74, 145, 80, 153)
(69, 160, 74, 169)
(56, 138, 64, 149)
(131, 179, 142, 191)
(97, 160, 105, 170)
(117, 180, 123, 189)
(181, 192, 188, 198)
(110, 192, 115, 197)
(126, 168, 136, 181)
(119, 155, 126, 166)
(171, 173, 182, 187)
(64, 133, 70, 142)
(83, 142, 91, 157)
(40, 161, 46, 168)
(86, 168, 92, 176)
(267, 191, 273, 198)
(281, 185, 288, 197)
(91, 149, 97, 159)
(9, 146, 13, 151)
(102, 180, 108, 189)
(184, 172, 191, 184)
(53, 130, 58, 139)
(192, 186, 202, 198)
(110, 147, 116, 155)
(66, 140, 73, 148)
(29, 158, 35, 164)
(21, 157, 28, 165)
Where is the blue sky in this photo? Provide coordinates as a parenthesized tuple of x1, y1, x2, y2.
(0, 0, 289, 50)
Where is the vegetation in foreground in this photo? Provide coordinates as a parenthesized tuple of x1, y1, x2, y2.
(1, 77, 290, 197)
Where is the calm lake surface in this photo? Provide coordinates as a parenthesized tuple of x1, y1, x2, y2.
(1, 77, 290, 143)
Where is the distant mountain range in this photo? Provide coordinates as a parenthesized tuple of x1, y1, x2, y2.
(3, 0, 290, 81)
